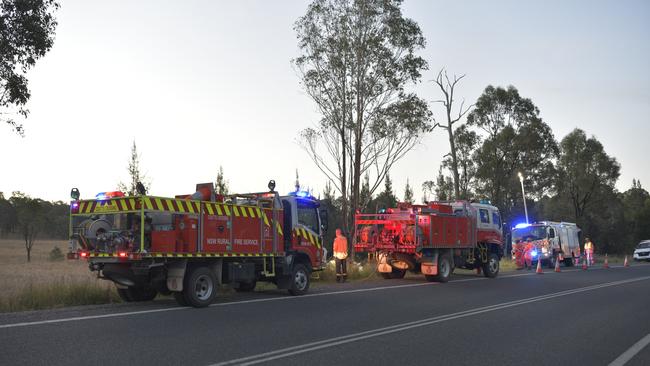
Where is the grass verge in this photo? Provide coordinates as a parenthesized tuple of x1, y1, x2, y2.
(0, 280, 120, 313)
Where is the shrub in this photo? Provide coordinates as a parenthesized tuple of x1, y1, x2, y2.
(48, 246, 65, 261)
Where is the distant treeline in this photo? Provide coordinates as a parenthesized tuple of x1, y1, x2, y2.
(0, 192, 69, 240)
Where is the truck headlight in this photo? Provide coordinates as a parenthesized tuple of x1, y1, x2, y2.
(541, 247, 548, 254)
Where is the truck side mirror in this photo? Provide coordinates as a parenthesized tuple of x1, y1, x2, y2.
(319, 209, 329, 233)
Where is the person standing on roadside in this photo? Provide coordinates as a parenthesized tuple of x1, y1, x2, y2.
(584, 237, 595, 266)
(333, 229, 348, 283)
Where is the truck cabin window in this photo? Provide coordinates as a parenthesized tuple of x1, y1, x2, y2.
(492, 212, 501, 228)
(297, 201, 319, 233)
(512, 226, 547, 244)
(479, 209, 490, 224)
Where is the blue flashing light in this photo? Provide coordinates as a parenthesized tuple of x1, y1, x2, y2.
(289, 190, 315, 200)
(95, 192, 108, 200)
(531, 250, 538, 257)
(514, 223, 531, 229)
(296, 190, 310, 198)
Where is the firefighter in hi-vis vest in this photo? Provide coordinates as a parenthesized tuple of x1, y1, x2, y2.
(513, 240, 526, 269)
(333, 229, 348, 283)
(584, 237, 594, 266)
(523, 238, 535, 270)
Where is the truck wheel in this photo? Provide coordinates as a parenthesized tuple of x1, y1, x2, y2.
(235, 281, 257, 292)
(482, 253, 500, 278)
(183, 266, 217, 307)
(288, 263, 310, 296)
(173, 292, 188, 306)
(434, 254, 452, 283)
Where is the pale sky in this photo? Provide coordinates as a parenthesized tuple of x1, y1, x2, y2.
(1, 0, 648, 202)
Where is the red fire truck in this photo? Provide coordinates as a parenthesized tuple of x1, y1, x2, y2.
(67, 181, 327, 307)
(354, 201, 503, 282)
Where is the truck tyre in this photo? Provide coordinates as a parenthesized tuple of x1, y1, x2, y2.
(434, 254, 452, 283)
(183, 266, 217, 307)
(235, 280, 257, 292)
(482, 253, 500, 278)
(288, 263, 310, 296)
(173, 292, 188, 306)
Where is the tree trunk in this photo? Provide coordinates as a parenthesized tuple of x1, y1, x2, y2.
(447, 124, 460, 199)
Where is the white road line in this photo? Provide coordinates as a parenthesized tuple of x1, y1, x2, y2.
(0, 307, 186, 329)
(0, 264, 636, 329)
(210, 276, 650, 366)
(609, 333, 650, 366)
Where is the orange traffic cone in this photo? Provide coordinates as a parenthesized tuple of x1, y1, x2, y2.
(603, 254, 609, 269)
(624, 256, 630, 267)
(536, 258, 544, 274)
(582, 257, 588, 270)
(554, 257, 561, 273)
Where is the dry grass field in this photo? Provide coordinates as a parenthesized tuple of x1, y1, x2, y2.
(0, 239, 119, 313)
(0, 237, 535, 313)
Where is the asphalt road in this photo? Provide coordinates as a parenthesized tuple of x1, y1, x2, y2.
(1, 263, 649, 366)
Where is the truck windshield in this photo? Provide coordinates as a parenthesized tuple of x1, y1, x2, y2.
(297, 201, 319, 234)
(512, 226, 547, 244)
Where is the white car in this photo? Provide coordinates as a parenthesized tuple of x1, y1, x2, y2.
(633, 240, 650, 261)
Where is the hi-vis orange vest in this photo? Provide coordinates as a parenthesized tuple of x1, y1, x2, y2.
(333, 235, 348, 259)
(585, 241, 594, 251)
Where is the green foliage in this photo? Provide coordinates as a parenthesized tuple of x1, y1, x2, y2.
(0, 192, 68, 241)
(443, 125, 479, 200)
(296, 0, 432, 232)
(117, 141, 150, 195)
(358, 173, 373, 212)
(468, 85, 558, 221)
(10, 192, 46, 262)
(48, 246, 64, 261)
(435, 166, 454, 201)
(0, 0, 59, 136)
(403, 178, 414, 204)
(421, 180, 435, 203)
(0, 192, 17, 237)
(556, 128, 620, 222)
(215, 165, 229, 195)
(374, 173, 397, 210)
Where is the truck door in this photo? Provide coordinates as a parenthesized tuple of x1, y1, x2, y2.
(548, 227, 558, 251)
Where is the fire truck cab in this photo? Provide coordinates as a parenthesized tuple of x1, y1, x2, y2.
(511, 222, 581, 268)
(67, 181, 328, 307)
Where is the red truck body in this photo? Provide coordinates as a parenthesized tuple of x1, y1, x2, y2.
(68, 182, 327, 307)
(354, 201, 504, 281)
